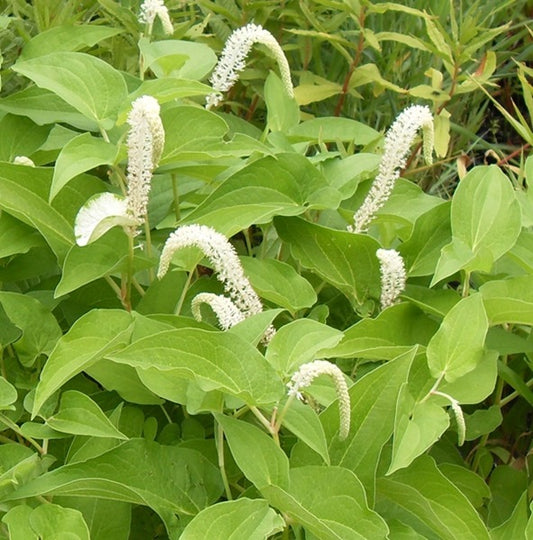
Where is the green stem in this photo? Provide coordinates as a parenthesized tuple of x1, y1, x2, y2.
(250, 406, 279, 445)
(461, 270, 471, 298)
(0, 413, 44, 455)
(216, 423, 233, 501)
(499, 377, 533, 407)
(174, 267, 195, 315)
(172, 173, 180, 221)
(143, 219, 155, 283)
(124, 233, 135, 312)
(274, 395, 295, 433)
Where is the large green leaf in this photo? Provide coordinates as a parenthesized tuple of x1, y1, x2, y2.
(265, 318, 344, 375)
(181, 498, 284, 540)
(215, 414, 289, 490)
(0, 164, 75, 261)
(0, 292, 62, 367)
(108, 328, 285, 406)
(263, 466, 388, 539)
(426, 293, 488, 382)
(265, 71, 300, 133)
(30, 504, 90, 540)
(13, 52, 128, 130)
(46, 390, 128, 439)
(288, 117, 379, 145)
(433, 166, 521, 284)
(0, 213, 44, 259)
(33, 310, 135, 417)
(181, 155, 342, 236)
(376, 456, 490, 539)
(0, 114, 51, 161)
(50, 133, 118, 201)
(5, 439, 223, 539)
(275, 216, 380, 306)
(322, 348, 415, 503)
(20, 24, 122, 60)
(480, 275, 533, 325)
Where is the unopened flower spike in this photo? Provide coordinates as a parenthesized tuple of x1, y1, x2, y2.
(432, 390, 465, 446)
(287, 360, 350, 440)
(350, 104, 434, 233)
(206, 22, 294, 109)
(125, 95, 165, 233)
(191, 292, 246, 330)
(376, 248, 406, 309)
(139, 0, 173, 35)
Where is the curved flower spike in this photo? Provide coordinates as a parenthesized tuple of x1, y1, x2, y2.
(287, 360, 350, 440)
(139, 0, 173, 35)
(350, 104, 434, 233)
(376, 248, 406, 309)
(206, 23, 293, 109)
(191, 292, 246, 330)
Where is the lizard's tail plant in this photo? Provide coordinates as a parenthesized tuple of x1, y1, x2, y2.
(205, 22, 294, 110)
(74, 95, 164, 247)
(158, 224, 275, 342)
(286, 360, 351, 440)
(138, 0, 173, 37)
(376, 248, 407, 310)
(349, 104, 434, 233)
(191, 292, 246, 330)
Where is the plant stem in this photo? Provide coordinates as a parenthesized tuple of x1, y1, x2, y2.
(216, 422, 233, 501)
(171, 173, 180, 221)
(0, 413, 44, 455)
(174, 267, 195, 315)
(143, 219, 155, 283)
(250, 406, 279, 445)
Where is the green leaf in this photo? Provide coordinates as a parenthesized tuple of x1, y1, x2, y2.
(0, 301, 22, 348)
(275, 216, 380, 306)
(240, 256, 317, 312)
(0, 292, 62, 367)
(181, 498, 284, 540)
(20, 24, 122, 60)
(427, 293, 488, 382)
(433, 166, 521, 284)
(487, 466, 527, 528)
(0, 114, 51, 161)
(46, 390, 128, 439)
(323, 348, 415, 503)
(265, 71, 300, 133)
(215, 414, 290, 490)
(0, 164, 75, 262)
(228, 309, 284, 346)
(0, 213, 44, 259)
(182, 155, 342, 237)
(5, 439, 223, 538)
(13, 52, 128, 130)
(376, 456, 490, 539)
(327, 303, 438, 360)
(33, 310, 135, 417)
(481, 275, 533, 326)
(288, 117, 379, 145)
(2, 506, 38, 540)
(263, 466, 388, 540)
(0, 86, 99, 131)
(490, 492, 529, 540)
(50, 133, 118, 201)
(29, 504, 90, 540)
(438, 463, 490, 510)
(0, 376, 17, 410)
(108, 329, 285, 406)
(388, 384, 450, 474)
(265, 318, 344, 375)
(127, 78, 212, 106)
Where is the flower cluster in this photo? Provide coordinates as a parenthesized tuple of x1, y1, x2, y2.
(350, 105, 434, 233)
(191, 292, 246, 330)
(376, 248, 407, 309)
(287, 360, 350, 440)
(206, 23, 293, 109)
(138, 0, 173, 35)
(74, 96, 164, 246)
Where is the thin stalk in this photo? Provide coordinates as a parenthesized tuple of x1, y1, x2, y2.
(499, 377, 533, 407)
(0, 413, 44, 455)
(124, 233, 135, 312)
(274, 395, 295, 433)
(461, 270, 471, 298)
(143, 219, 155, 282)
(216, 423, 233, 501)
(250, 406, 279, 445)
(174, 267, 195, 315)
(104, 275, 127, 306)
(171, 173, 180, 221)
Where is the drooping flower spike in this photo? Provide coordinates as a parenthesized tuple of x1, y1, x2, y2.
(376, 248, 407, 309)
(287, 360, 350, 440)
(74, 95, 164, 246)
(191, 293, 246, 330)
(206, 23, 294, 109)
(350, 104, 434, 233)
(138, 0, 173, 35)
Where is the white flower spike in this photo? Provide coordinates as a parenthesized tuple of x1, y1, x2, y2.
(287, 359, 351, 440)
(139, 0, 173, 35)
(376, 248, 407, 309)
(191, 293, 246, 330)
(125, 95, 164, 232)
(206, 23, 293, 109)
(350, 104, 434, 233)
(13, 156, 35, 167)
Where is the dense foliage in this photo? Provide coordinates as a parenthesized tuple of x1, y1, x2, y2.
(0, 1, 531, 538)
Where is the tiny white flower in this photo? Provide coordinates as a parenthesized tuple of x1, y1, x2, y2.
(139, 0, 173, 35)
(350, 105, 434, 233)
(376, 248, 406, 309)
(287, 359, 350, 440)
(191, 292, 246, 330)
(206, 23, 293, 109)
(13, 156, 35, 167)
(125, 95, 164, 232)
(74, 192, 136, 246)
